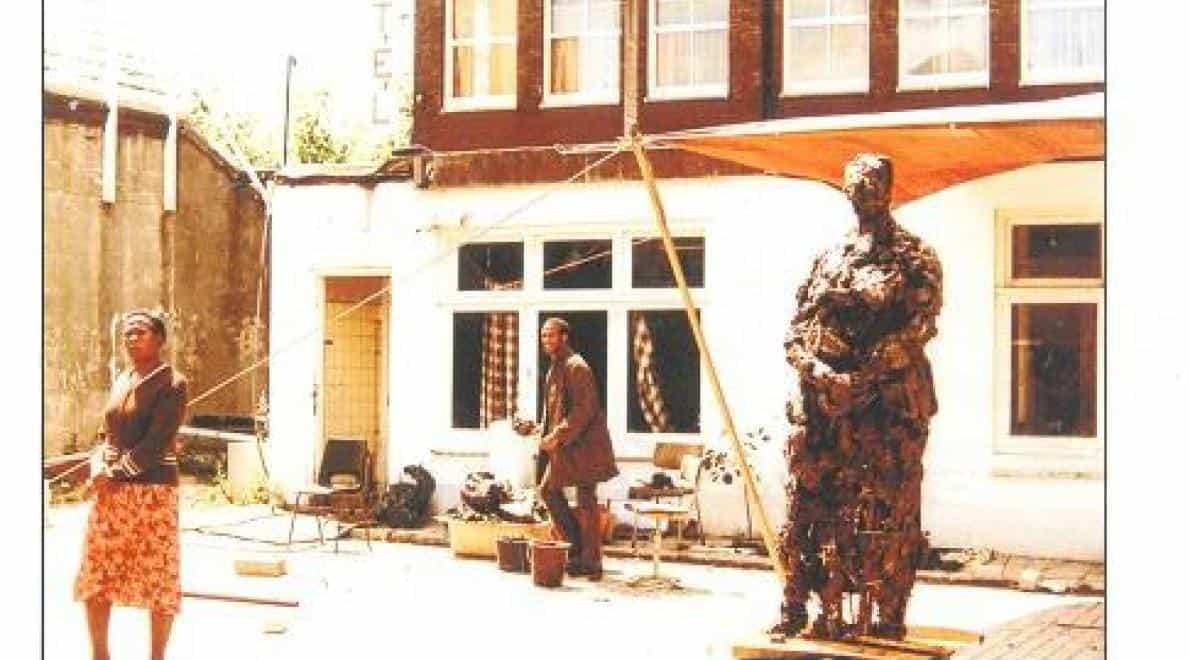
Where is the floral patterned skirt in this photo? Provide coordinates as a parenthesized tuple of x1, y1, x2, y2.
(74, 483, 181, 615)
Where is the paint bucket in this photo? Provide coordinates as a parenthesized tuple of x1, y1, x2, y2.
(496, 536, 530, 573)
(529, 540, 571, 588)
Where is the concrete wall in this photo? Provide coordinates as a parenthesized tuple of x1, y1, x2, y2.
(268, 160, 1104, 559)
(43, 96, 268, 456)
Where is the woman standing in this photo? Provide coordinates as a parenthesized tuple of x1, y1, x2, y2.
(74, 310, 188, 660)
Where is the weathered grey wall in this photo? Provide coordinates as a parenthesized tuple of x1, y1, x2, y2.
(43, 91, 268, 456)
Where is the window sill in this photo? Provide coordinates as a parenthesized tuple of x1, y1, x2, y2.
(1020, 71, 1105, 87)
(645, 87, 729, 103)
(781, 82, 869, 98)
(897, 73, 990, 93)
(540, 95, 620, 109)
(442, 97, 517, 113)
(990, 449, 1103, 481)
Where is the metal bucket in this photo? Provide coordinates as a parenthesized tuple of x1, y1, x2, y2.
(496, 536, 530, 573)
(529, 540, 571, 588)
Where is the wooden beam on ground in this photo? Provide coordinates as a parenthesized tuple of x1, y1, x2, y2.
(732, 633, 954, 659)
(182, 590, 298, 608)
(628, 133, 787, 587)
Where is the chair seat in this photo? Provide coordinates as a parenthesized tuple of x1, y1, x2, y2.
(626, 502, 689, 517)
(627, 485, 695, 500)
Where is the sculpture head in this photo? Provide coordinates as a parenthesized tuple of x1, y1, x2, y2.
(842, 154, 893, 221)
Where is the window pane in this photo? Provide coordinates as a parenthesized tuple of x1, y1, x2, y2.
(903, 0, 945, 14)
(788, 25, 829, 82)
(538, 311, 608, 409)
(691, 29, 727, 85)
(453, 0, 476, 38)
(656, 32, 692, 86)
(551, 37, 581, 93)
(1027, 4, 1104, 74)
(627, 310, 701, 433)
(1011, 224, 1102, 280)
(947, 13, 987, 73)
(490, 0, 517, 37)
(590, 0, 620, 31)
(1010, 303, 1096, 437)
(902, 16, 946, 76)
(454, 311, 520, 429)
(950, 0, 987, 10)
(633, 237, 705, 288)
(582, 35, 620, 92)
(692, 0, 727, 23)
(544, 240, 613, 289)
(453, 46, 475, 97)
(489, 43, 516, 95)
(831, 22, 868, 79)
(551, 0, 585, 34)
(458, 242, 524, 290)
(790, 0, 828, 20)
(833, 0, 867, 17)
(658, 0, 690, 26)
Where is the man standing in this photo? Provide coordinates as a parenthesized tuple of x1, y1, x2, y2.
(515, 318, 619, 579)
(778, 154, 943, 639)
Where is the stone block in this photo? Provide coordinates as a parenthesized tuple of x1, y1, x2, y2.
(1018, 568, 1042, 591)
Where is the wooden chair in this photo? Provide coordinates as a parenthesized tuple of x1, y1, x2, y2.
(627, 442, 704, 549)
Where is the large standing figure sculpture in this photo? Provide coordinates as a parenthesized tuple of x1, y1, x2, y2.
(776, 154, 943, 640)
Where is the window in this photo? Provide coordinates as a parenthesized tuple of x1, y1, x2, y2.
(458, 242, 524, 291)
(445, 0, 517, 110)
(632, 236, 705, 288)
(544, 239, 613, 289)
(783, 0, 869, 95)
(545, 0, 621, 105)
(1021, 0, 1104, 84)
(649, 0, 729, 100)
(995, 213, 1103, 462)
(899, 0, 989, 90)
(453, 312, 520, 428)
(627, 310, 700, 433)
(447, 234, 707, 445)
(538, 311, 609, 409)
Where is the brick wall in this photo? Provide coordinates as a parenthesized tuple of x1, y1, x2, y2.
(413, 0, 1103, 156)
(43, 91, 268, 457)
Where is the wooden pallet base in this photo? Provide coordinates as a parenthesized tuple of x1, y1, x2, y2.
(732, 626, 981, 660)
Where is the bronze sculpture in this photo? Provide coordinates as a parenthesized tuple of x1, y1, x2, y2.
(776, 154, 943, 640)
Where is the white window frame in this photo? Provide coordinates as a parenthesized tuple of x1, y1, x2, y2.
(898, 0, 990, 92)
(439, 227, 709, 459)
(646, 0, 730, 101)
(542, 0, 622, 107)
(992, 210, 1103, 478)
(443, 0, 518, 112)
(782, 0, 870, 97)
(1019, 0, 1105, 86)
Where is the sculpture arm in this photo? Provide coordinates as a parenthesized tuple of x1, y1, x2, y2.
(861, 247, 943, 377)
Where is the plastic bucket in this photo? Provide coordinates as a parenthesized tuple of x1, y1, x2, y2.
(529, 540, 571, 588)
(496, 536, 530, 573)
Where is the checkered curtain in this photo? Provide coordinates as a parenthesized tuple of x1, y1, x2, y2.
(480, 312, 519, 428)
(632, 312, 672, 433)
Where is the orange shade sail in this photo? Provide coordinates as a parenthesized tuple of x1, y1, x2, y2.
(655, 93, 1104, 207)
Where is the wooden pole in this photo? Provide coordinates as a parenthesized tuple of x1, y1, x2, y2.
(628, 134, 787, 587)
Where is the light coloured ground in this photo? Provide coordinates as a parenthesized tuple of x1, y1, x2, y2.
(44, 503, 1101, 660)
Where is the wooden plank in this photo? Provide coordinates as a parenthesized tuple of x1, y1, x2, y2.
(182, 590, 298, 608)
(733, 633, 951, 659)
(905, 626, 984, 646)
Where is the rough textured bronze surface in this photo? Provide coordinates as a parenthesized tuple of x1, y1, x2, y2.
(776, 155, 943, 640)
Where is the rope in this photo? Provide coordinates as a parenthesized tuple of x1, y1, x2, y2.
(48, 145, 627, 487)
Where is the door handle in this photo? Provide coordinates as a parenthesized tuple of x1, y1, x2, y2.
(312, 385, 319, 416)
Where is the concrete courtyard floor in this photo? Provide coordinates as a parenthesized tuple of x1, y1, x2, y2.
(45, 503, 1102, 659)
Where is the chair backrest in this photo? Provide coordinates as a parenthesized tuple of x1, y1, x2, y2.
(652, 442, 704, 470)
(318, 437, 368, 489)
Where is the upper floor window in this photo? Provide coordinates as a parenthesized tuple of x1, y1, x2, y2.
(899, 0, 989, 90)
(444, 0, 517, 111)
(648, 0, 729, 100)
(783, 0, 869, 96)
(1021, 0, 1104, 85)
(545, 0, 621, 106)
